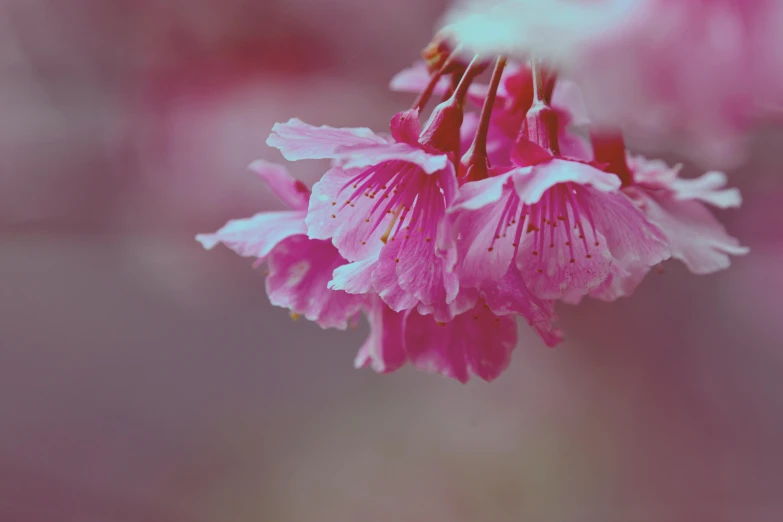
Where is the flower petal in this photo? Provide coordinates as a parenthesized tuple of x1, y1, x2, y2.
(516, 223, 613, 300)
(248, 160, 310, 211)
(634, 188, 749, 274)
(404, 309, 518, 383)
(355, 302, 407, 373)
(584, 187, 670, 266)
(671, 171, 742, 208)
(329, 256, 377, 295)
(452, 180, 518, 287)
(267, 118, 387, 161)
(266, 236, 364, 329)
(512, 159, 620, 204)
(305, 167, 390, 261)
(481, 265, 562, 347)
(196, 210, 306, 261)
(341, 142, 449, 175)
(389, 62, 450, 94)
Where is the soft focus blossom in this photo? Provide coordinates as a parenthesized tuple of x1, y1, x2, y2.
(442, 0, 783, 167)
(625, 156, 749, 275)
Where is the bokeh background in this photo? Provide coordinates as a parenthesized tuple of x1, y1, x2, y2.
(2, 1, 783, 520)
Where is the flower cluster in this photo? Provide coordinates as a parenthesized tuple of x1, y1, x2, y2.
(198, 39, 747, 382)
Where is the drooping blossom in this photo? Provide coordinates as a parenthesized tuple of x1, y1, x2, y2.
(450, 149, 670, 300)
(442, 0, 783, 167)
(267, 109, 463, 320)
(624, 155, 749, 275)
(195, 21, 752, 384)
(196, 160, 364, 329)
(563, 147, 749, 302)
(355, 298, 519, 383)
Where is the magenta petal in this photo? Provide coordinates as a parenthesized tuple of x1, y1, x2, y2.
(404, 309, 518, 383)
(340, 142, 449, 175)
(482, 265, 562, 347)
(451, 173, 510, 211)
(372, 240, 425, 312)
(462, 312, 518, 382)
(452, 182, 517, 287)
(267, 118, 387, 161)
(196, 210, 306, 261)
(393, 225, 459, 308)
(516, 225, 613, 300)
(586, 262, 651, 302)
(511, 139, 554, 167)
(670, 171, 742, 209)
(266, 236, 363, 330)
(305, 167, 388, 261)
(404, 313, 470, 383)
(248, 160, 310, 211)
(355, 302, 407, 373)
(389, 61, 451, 95)
(512, 159, 620, 204)
(583, 187, 670, 266)
(416, 288, 480, 323)
(635, 189, 749, 274)
(329, 256, 377, 295)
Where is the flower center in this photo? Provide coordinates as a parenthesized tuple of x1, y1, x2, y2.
(488, 183, 600, 271)
(332, 161, 442, 247)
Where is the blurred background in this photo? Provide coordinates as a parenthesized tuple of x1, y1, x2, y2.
(1, 1, 782, 520)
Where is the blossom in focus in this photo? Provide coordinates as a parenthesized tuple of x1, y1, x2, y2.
(267, 110, 462, 321)
(356, 298, 519, 383)
(196, 20, 750, 382)
(450, 147, 670, 301)
(442, 0, 783, 167)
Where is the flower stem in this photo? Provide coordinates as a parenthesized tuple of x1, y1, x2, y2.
(412, 46, 462, 112)
(462, 56, 507, 181)
(523, 57, 560, 155)
(589, 129, 633, 187)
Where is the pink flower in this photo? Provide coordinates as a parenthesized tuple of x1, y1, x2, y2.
(449, 148, 670, 300)
(625, 156, 749, 275)
(443, 0, 783, 167)
(196, 160, 364, 329)
(356, 298, 519, 383)
(267, 110, 462, 319)
(566, 155, 749, 302)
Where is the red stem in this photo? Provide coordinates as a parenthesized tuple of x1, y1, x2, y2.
(589, 130, 633, 187)
(412, 46, 462, 111)
(462, 56, 507, 181)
